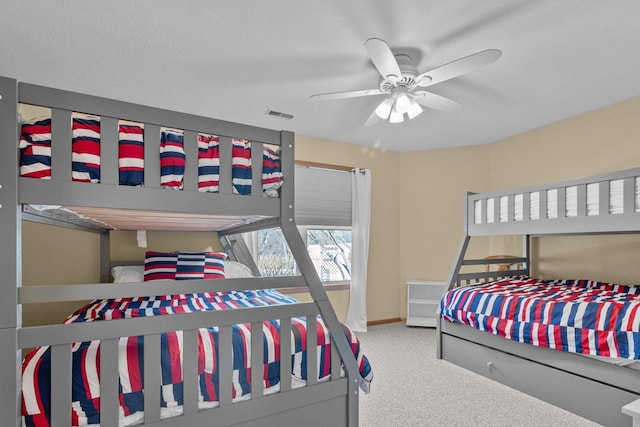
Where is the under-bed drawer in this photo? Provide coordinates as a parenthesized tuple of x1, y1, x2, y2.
(441, 333, 637, 427)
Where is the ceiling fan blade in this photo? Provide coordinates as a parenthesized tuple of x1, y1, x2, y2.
(413, 91, 461, 113)
(416, 49, 502, 87)
(365, 109, 382, 127)
(365, 38, 402, 81)
(309, 89, 383, 101)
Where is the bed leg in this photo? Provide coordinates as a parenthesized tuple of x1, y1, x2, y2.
(623, 399, 640, 427)
(436, 316, 443, 359)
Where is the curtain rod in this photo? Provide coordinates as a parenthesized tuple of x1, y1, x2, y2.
(295, 160, 354, 172)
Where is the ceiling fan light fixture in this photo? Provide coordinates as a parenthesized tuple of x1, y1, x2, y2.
(407, 98, 423, 119)
(395, 91, 411, 114)
(374, 97, 395, 119)
(389, 105, 404, 124)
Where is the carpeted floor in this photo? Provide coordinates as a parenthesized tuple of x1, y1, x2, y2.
(356, 322, 602, 427)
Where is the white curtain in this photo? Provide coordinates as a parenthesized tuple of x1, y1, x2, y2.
(345, 168, 371, 332)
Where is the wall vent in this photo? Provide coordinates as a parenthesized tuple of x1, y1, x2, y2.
(266, 109, 294, 119)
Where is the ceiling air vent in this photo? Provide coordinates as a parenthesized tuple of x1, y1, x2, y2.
(266, 109, 294, 119)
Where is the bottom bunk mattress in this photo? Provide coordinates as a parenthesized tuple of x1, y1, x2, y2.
(22, 289, 373, 427)
(439, 275, 640, 360)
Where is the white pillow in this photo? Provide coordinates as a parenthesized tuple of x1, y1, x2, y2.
(111, 265, 144, 283)
(224, 261, 254, 278)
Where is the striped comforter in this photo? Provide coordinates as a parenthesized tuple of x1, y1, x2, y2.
(440, 276, 640, 359)
(22, 289, 372, 427)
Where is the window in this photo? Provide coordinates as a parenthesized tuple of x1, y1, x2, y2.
(255, 227, 351, 283)
(251, 163, 353, 283)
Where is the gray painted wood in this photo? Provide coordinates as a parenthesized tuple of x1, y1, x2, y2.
(18, 82, 282, 145)
(306, 315, 318, 387)
(279, 318, 292, 392)
(182, 329, 199, 416)
(441, 330, 636, 427)
(50, 344, 72, 427)
(219, 136, 233, 194)
(100, 116, 119, 185)
(144, 334, 161, 423)
(144, 124, 161, 188)
(100, 338, 120, 427)
(0, 76, 20, 427)
(251, 142, 263, 197)
(183, 130, 199, 192)
(19, 276, 307, 304)
(251, 321, 264, 399)
(218, 325, 233, 407)
(20, 303, 316, 348)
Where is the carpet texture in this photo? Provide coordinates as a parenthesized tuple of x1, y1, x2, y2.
(357, 322, 602, 427)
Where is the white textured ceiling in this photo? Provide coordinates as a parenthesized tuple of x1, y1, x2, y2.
(2, 1, 640, 152)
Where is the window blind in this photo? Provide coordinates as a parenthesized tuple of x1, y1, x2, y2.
(294, 165, 352, 226)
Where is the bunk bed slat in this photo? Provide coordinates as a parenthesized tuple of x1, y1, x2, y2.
(219, 137, 233, 194)
(279, 318, 292, 392)
(251, 321, 264, 399)
(100, 338, 119, 427)
(100, 116, 118, 185)
(143, 333, 161, 424)
(50, 344, 72, 427)
(218, 325, 232, 406)
(144, 124, 161, 188)
(576, 184, 587, 217)
(251, 141, 263, 197)
(306, 315, 318, 387)
(50, 109, 72, 182)
(331, 340, 341, 381)
(182, 329, 199, 416)
(624, 176, 635, 214)
(183, 130, 199, 192)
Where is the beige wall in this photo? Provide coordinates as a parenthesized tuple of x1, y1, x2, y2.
(22, 221, 100, 326)
(485, 97, 640, 284)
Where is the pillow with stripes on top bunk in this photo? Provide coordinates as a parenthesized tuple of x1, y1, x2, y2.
(143, 251, 226, 281)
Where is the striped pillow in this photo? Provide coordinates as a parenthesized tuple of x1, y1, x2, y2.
(160, 128, 186, 189)
(71, 114, 101, 183)
(232, 138, 252, 195)
(144, 251, 226, 281)
(262, 144, 283, 197)
(198, 133, 220, 192)
(19, 117, 52, 179)
(118, 121, 145, 186)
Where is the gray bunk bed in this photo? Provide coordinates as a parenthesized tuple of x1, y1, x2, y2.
(0, 76, 368, 427)
(437, 168, 640, 426)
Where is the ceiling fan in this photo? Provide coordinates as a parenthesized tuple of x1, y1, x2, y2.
(309, 38, 502, 125)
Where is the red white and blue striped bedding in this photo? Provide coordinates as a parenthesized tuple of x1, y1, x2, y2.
(21, 289, 372, 427)
(19, 117, 284, 197)
(440, 276, 640, 359)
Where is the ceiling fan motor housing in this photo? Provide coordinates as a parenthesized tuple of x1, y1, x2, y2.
(378, 54, 421, 92)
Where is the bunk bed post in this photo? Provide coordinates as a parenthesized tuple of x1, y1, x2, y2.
(278, 130, 360, 426)
(523, 234, 531, 276)
(0, 76, 21, 426)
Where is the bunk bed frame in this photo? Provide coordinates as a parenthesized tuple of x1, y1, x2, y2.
(437, 167, 640, 426)
(0, 76, 362, 427)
